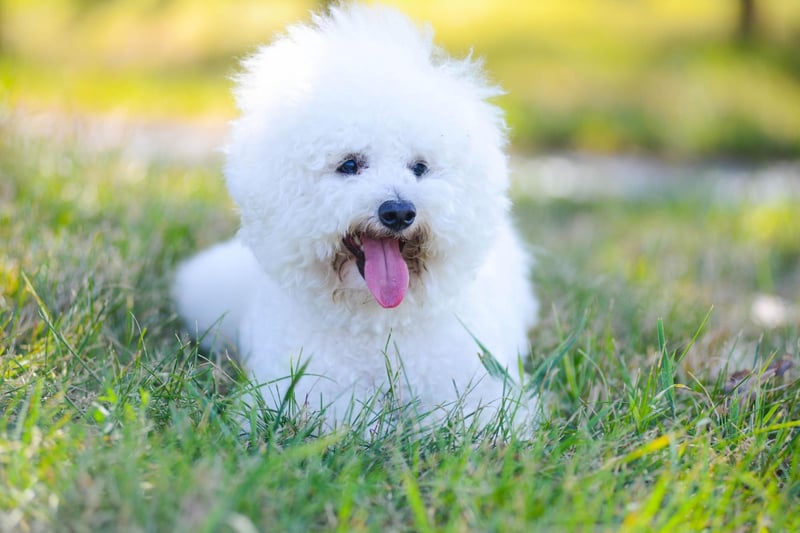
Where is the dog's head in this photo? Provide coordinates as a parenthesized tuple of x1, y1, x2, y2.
(225, 4, 511, 310)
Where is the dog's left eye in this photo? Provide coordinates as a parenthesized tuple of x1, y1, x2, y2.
(410, 161, 429, 178)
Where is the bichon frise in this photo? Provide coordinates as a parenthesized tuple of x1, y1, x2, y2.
(173, 3, 538, 428)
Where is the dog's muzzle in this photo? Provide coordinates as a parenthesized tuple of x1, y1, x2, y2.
(339, 200, 426, 309)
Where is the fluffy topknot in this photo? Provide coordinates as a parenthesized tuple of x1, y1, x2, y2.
(233, 3, 502, 116)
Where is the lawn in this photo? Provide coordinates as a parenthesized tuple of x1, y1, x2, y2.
(1, 113, 799, 530)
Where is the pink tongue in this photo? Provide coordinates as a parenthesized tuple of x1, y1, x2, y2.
(361, 236, 409, 308)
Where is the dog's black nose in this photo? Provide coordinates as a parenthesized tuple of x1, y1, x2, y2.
(378, 200, 416, 231)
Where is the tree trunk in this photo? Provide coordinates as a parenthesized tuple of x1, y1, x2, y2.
(738, 0, 757, 40)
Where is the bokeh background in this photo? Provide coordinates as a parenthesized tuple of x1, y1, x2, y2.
(3, 0, 799, 158)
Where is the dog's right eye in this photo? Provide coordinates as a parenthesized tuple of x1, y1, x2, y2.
(336, 158, 359, 175)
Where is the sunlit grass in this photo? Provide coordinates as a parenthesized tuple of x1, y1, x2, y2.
(1, 58, 236, 119)
(2, 111, 799, 530)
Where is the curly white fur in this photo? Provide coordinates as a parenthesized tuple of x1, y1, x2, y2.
(172, 3, 539, 428)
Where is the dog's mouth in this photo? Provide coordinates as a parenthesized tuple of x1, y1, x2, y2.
(341, 231, 423, 309)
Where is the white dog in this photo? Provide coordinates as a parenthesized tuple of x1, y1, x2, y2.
(173, 4, 538, 428)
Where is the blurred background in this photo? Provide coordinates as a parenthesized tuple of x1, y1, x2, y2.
(2, 0, 799, 159)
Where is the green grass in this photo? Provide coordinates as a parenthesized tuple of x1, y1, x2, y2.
(2, 121, 799, 531)
(3, 0, 800, 157)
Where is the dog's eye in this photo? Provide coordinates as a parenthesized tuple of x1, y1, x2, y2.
(410, 161, 429, 178)
(337, 158, 360, 175)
